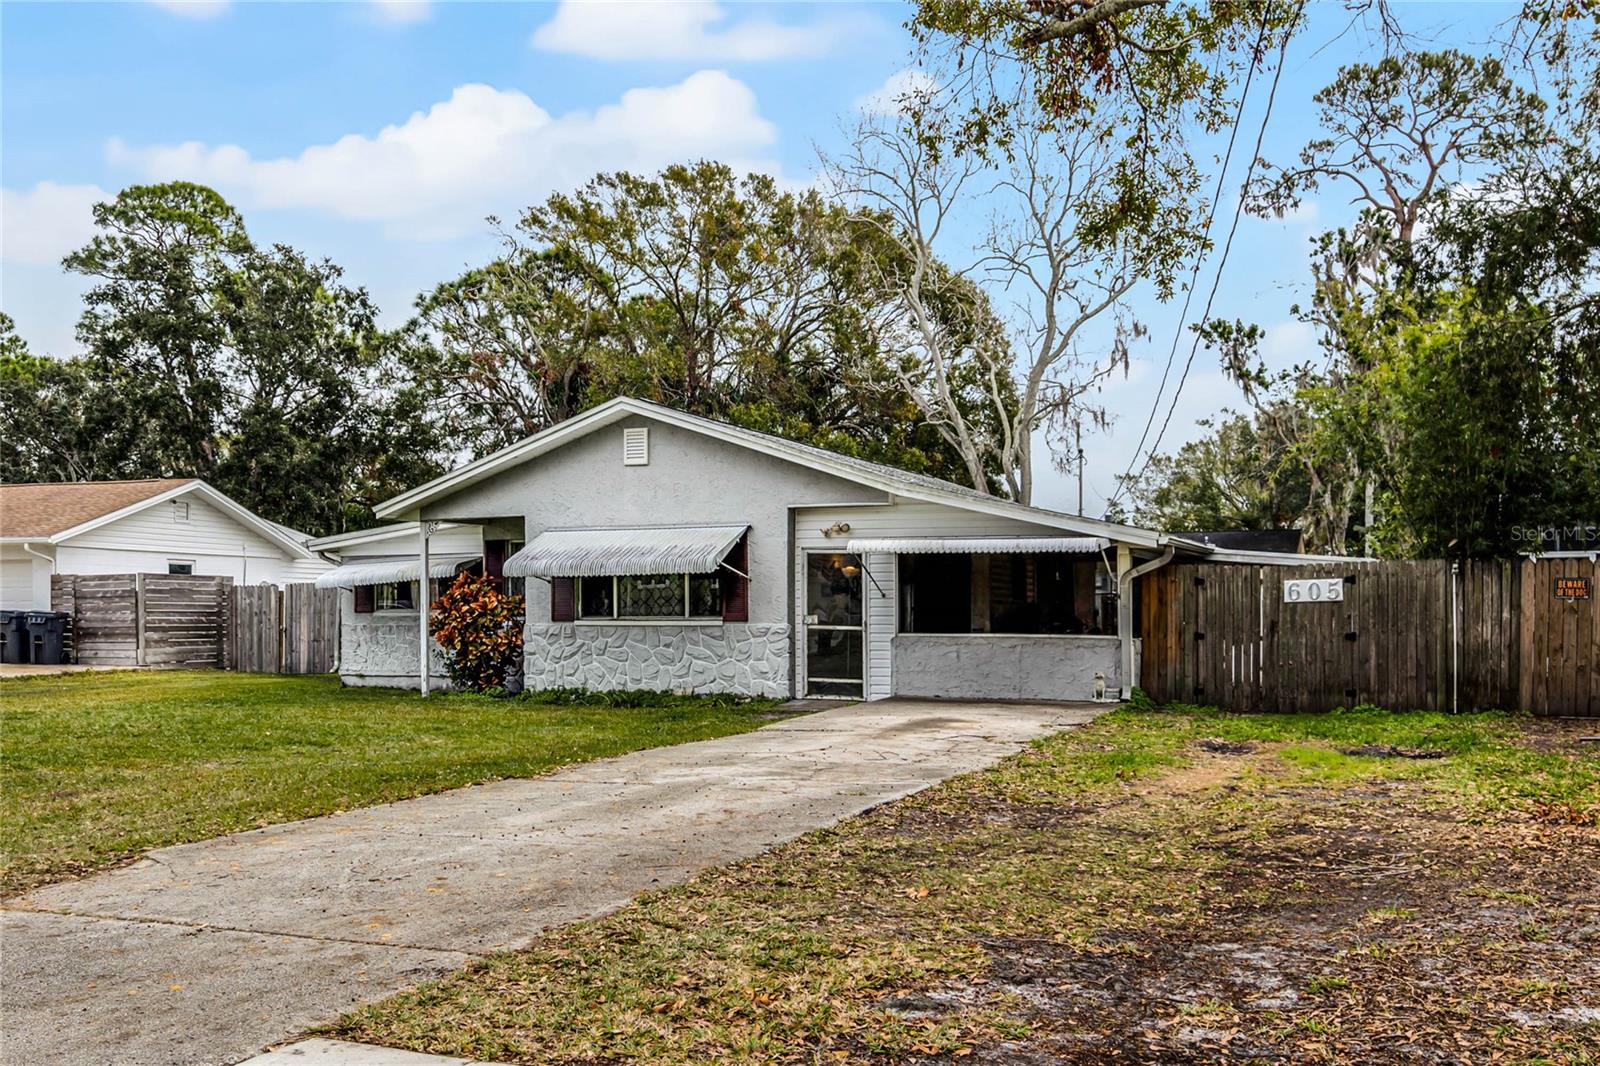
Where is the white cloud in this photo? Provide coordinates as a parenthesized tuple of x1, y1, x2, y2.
(856, 69, 938, 116)
(106, 71, 781, 238)
(531, 0, 831, 61)
(369, 0, 430, 25)
(148, 0, 229, 18)
(1259, 319, 1317, 367)
(1, 182, 107, 266)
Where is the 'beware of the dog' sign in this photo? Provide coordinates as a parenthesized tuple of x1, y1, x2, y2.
(1554, 576, 1592, 601)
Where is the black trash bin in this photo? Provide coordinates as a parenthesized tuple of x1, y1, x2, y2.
(24, 611, 69, 666)
(0, 610, 27, 664)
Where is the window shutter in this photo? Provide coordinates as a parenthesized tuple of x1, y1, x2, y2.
(551, 576, 576, 622)
(720, 534, 748, 622)
(483, 539, 508, 582)
(354, 585, 374, 614)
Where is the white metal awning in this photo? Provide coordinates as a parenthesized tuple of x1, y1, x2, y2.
(845, 536, 1111, 555)
(503, 525, 749, 578)
(314, 555, 479, 589)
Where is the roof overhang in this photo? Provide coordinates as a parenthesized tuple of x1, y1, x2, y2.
(308, 521, 473, 552)
(503, 525, 748, 579)
(846, 536, 1111, 555)
(374, 397, 1174, 550)
(314, 555, 479, 589)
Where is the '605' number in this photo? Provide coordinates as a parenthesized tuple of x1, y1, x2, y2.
(1283, 578, 1343, 603)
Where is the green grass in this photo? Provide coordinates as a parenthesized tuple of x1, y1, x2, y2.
(0, 670, 783, 895)
(330, 702, 1600, 1065)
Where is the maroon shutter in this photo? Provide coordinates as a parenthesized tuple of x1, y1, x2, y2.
(720, 534, 748, 622)
(551, 576, 576, 622)
(483, 539, 508, 583)
(354, 584, 374, 614)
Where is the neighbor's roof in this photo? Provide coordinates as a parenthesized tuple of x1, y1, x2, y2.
(1179, 529, 1306, 554)
(0, 477, 315, 558)
(376, 397, 1199, 552)
(0, 479, 196, 538)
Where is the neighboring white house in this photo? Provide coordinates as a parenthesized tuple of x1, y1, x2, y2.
(0, 479, 332, 610)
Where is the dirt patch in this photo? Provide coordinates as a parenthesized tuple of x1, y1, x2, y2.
(897, 758, 1600, 1064)
(1194, 738, 1256, 755)
(1517, 717, 1600, 756)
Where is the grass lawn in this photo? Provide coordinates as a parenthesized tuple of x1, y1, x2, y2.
(0, 670, 784, 896)
(332, 704, 1600, 1065)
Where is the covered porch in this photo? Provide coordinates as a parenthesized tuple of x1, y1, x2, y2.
(800, 535, 1164, 702)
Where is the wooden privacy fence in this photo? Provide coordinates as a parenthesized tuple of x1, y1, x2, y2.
(52, 573, 233, 669)
(231, 582, 339, 674)
(51, 574, 338, 674)
(1138, 557, 1598, 716)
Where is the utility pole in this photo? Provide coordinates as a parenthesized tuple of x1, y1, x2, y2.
(1075, 419, 1085, 516)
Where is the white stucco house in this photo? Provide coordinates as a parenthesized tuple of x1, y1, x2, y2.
(317, 396, 1308, 701)
(0, 479, 331, 610)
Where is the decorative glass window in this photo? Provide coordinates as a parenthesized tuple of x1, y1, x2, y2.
(576, 574, 722, 620)
(375, 581, 418, 611)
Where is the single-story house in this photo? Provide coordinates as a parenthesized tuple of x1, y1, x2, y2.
(320, 396, 1319, 702)
(0, 479, 331, 610)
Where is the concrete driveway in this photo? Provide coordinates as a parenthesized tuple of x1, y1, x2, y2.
(1, 698, 1105, 1066)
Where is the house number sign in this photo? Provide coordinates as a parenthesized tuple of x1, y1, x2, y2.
(1554, 576, 1592, 601)
(1283, 578, 1344, 603)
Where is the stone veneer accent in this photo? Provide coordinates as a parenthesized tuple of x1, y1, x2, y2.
(340, 612, 450, 689)
(524, 623, 790, 698)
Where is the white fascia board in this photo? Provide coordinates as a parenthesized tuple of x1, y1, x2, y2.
(373, 395, 1172, 548)
(51, 481, 315, 560)
(307, 521, 470, 552)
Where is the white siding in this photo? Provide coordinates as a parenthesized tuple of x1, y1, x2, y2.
(57, 493, 311, 586)
(1, 546, 53, 610)
(793, 500, 1068, 701)
(864, 551, 896, 700)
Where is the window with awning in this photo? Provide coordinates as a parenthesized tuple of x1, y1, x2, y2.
(506, 525, 751, 624)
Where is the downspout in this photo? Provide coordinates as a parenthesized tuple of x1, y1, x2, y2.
(22, 543, 56, 609)
(1117, 544, 1176, 700)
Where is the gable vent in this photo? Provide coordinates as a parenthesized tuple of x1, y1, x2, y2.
(622, 427, 649, 466)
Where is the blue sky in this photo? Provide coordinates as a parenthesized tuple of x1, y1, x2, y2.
(0, 0, 1520, 515)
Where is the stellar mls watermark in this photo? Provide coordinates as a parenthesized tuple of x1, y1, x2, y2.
(1511, 523, 1600, 550)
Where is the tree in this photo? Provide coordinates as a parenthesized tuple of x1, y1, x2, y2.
(1191, 25, 1600, 558)
(1125, 407, 1313, 534)
(407, 162, 1013, 486)
(833, 109, 1198, 504)
(0, 315, 161, 485)
(20, 182, 452, 535)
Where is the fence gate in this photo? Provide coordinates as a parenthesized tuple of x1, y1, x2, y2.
(1140, 557, 1597, 717)
(231, 583, 339, 674)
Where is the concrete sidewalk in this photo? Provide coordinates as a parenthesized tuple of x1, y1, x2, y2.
(2, 698, 1104, 1066)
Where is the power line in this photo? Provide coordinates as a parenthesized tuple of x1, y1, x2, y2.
(1108, 3, 1277, 508)
(1115, 10, 1297, 506)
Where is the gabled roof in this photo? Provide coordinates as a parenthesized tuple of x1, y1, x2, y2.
(0, 478, 315, 559)
(375, 396, 1191, 551)
(0, 479, 195, 538)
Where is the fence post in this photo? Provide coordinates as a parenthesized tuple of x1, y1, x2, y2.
(134, 573, 147, 667)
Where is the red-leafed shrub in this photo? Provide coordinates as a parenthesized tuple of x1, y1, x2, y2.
(429, 572, 525, 692)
